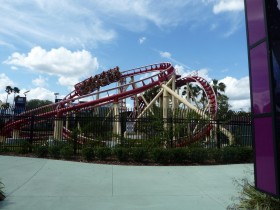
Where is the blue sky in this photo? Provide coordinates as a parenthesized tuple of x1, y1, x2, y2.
(0, 0, 250, 111)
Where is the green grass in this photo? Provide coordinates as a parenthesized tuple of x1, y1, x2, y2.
(228, 178, 280, 210)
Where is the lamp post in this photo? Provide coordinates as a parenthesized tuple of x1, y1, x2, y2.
(22, 90, 29, 111)
(54, 93, 59, 103)
(23, 90, 30, 98)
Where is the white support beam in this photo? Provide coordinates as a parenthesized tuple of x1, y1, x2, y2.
(161, 84, 234, 144)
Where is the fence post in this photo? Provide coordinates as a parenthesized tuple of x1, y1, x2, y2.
(73, 132, 77, 156)
(217, 119, 221, 149)
(29, 115, 35, 153)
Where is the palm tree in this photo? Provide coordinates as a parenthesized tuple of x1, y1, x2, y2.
(182, 83, 201, 101)
(212, 79, 226, 97)
(12, 87, 20, 106)
(5, 86, 13, 105)
(182, 84, 209, 110)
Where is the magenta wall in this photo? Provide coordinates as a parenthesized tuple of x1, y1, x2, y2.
(245, 0, 280, 196)
(246, 0, 266, 45)
(250, 42, 271, 114)
(254, 118, 276, 194)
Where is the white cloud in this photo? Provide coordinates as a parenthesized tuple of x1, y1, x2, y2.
(175, 65, 212, 82)
(32, 75, 48, 87)
(0, 1, 201, 48)
(5, 46, 99, 87)
(211, 0, 244, 37)
(220, 76, 251, 111)
(0, 1, 116, 48)
(89, 0, 194, 30)
(213, 0, 244, 14)
(25, 87, 60, 102)
(0, 74, 14, 91)
(0, 1, 245, 48)
(139, 37, 146, 44)
(160, 51, 172, 59)
(11, 66, 18, 71)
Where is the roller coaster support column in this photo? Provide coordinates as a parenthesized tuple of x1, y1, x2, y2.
(12, 129, 20, 139)
(53, 116, 63, 140)
(171, 74, 177, 110)
(65, 103, 71, 130)
(0, 136, 5, 143)
(163, 87, 169, 122)
(113, 100, 121, 142)
(171, 74, 178, 144)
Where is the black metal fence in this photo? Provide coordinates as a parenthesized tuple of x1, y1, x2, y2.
(0, 107, 252, 154)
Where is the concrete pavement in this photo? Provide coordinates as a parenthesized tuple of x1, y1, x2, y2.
(0, 155, 253, 210)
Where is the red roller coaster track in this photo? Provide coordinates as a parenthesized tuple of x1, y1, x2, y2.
(1, 62, 218, 146)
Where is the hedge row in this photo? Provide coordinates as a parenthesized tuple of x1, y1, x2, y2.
(0, 141, 253, 165)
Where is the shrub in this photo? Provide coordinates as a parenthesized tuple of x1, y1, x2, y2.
(151, 148, 171, 164)
(0, 143, 9, 153)
(221, 147, 237, 163)
(95, 147, 111, 160)
(235, 147, 253, 163)
(48, 141, 67, 158)
(188, 148, 208, 163)
(114, 148, 129, 162)
(170, 148, 188, 164)
(82, 147, 95, 161)
(130, 147, 148, 162)
(60, 145, 74, 159)
(209, 148, 222, 163)
(49, 145, 61, 158)
(35, 145, 48, 158)
(16, 140, 31, 154)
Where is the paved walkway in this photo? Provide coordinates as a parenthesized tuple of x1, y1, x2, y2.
(0, 155, 253, 210)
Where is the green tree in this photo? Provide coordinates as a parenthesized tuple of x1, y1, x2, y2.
(12, 87, 20, 106)
(182, 83, 201, 102)
(212, 79, 226, 97)
(25, 99, 53, 110)
(182, 83, 209, 110)
(217, 94, 231, 118)
(211, 79, 231, 117)
(142, 86, 160, 102)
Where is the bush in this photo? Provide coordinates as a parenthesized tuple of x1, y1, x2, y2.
(49, 145, 61, 158)
(151, 148, 171, 164)
(0, 143, 9, 153)
(130, 147, 148, 162)
(60, 145, 74, 159)
(235, 147, 253, 163)
(48, 141, 67, 158)
(16, 140, 31, 154)
(114, 148, 129, 162)
(95, 147, 111, 160)
(209, 149, 222, 163)
(82, 147, 95, 161)
(170, 148, 189, 164)
(188, 148, 208, 163)
(35, 145, 48, 158)
(221, 147, 253, 163)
